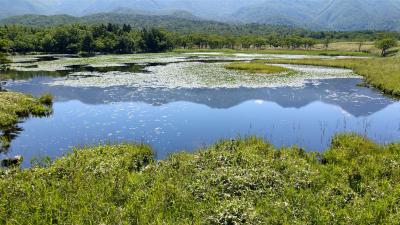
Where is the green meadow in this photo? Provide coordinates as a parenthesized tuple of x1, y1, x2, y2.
(257, 57, 400, 96)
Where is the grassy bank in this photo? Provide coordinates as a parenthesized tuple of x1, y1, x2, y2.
(0, 92, 52, 128)
(225, 62, 291, 74)
(174, 48, 373, 57)
(0, 92, 53, 149)
(258, 57, 400, 96)
(1, 134, 400, 224)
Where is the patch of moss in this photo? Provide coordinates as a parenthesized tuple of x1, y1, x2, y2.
(225, 62, 291, 74)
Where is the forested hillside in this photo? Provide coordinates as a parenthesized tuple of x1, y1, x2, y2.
(0, 13, 305, 35)
(0, 23, 394, 55)
(1, 0, 400, 31)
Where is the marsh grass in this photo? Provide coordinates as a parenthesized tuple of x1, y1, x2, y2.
(257, 57, 400, 96)
(225, 62, 291, 74)
(0, 92, 53, 128)
(1, 134, 400, 224)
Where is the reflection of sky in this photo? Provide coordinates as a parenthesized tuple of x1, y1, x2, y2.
(4, 98, 400, 167)
(2, 60, 400, 167)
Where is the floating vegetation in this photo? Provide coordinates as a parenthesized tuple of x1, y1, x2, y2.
(9, 54, 182, 72)
(224, 62, 291, 74)
(9, 52, 364, 72)
(48, 61, 358, 89)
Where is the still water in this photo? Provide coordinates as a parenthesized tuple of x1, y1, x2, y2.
(1, 55, 399, 167)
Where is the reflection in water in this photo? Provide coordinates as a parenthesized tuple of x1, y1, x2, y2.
(0, 110, 53, 154)
(0, 125, 23, 153)
(1, 66, 400, 167)
(6, 77, 394, 117)
(0, 63, 148, 81)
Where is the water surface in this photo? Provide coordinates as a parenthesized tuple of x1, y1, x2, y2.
(1, 54, 399, 167)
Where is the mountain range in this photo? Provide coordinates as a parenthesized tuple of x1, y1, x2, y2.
(1, 0, 400, 31)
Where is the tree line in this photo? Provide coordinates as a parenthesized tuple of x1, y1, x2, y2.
(0, 24, 398, 55)
(0, 24, 174, 54)
(0, 24, 319, 54)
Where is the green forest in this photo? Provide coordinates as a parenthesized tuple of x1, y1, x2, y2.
(0, 23, 398, 54)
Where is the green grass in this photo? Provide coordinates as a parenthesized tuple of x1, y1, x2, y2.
(173, 48, 373, 57)
(225, 62, 291, 74)
(257, 57, 400, 96)
(0, 92, 53, 128)
(1, 134, 400, 224)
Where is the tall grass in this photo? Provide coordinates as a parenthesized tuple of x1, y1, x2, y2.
(258, 57, 400, 96)
(1, 134, 400, 224)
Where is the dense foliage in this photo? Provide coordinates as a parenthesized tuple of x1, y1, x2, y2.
(0, 54, 9, 71)
(1, 134, 400, 224)
(0, 24, 176, 54)
(0, 24, 398, 54)
(3, 13, 399, 39)
(0, 13, 306, 36)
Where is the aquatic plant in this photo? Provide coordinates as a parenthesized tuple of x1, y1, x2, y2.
(224, 62, 291, 74)
(48, 61, 357, 89)
(1, 134, 400, 224)
(38, 93, 54, 106)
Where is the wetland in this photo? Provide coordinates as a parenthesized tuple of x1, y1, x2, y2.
(1, 53, 399, 167)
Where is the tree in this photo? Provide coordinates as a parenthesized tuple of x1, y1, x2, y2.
(375, 38, 398, 57)
(356, 39, 365, 52)
(303, 38, 316, 50)
(323, 38, 331, 51)
(81, 34, 95, 53)
(122, 24, 132, 33)
(266, 34, 281, 48)
(284, 36, 302, 49)
(115, 35, 135, 54)
(0, 53, 10, 71)
(0, 39, 11, 52)
(140, 28, 173, 53)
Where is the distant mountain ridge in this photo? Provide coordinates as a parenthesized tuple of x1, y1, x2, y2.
(231, 0, 400, 31)
(0, 13, 306, 36)
(1, 0, 400, 31)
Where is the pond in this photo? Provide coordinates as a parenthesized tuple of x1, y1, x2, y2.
(1, 53, 399, 167)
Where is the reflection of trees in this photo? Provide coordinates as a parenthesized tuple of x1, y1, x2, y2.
(10, 78, 394, 118)
(0, 108, 52, 154)
(0, 125, 23, 154)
